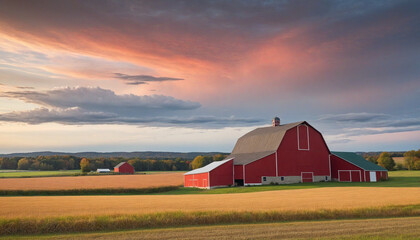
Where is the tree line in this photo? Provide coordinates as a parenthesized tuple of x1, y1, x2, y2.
(364, 149, 420, 171)
(0, 155, 204, 172)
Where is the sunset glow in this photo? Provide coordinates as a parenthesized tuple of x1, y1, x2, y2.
(0, 0, 419, 153)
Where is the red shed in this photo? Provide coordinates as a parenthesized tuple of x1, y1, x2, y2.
(114, 162, 135, 174)
(228, 120, 331, 185)
(184, 158, 234, 189)
(330, 152, 388, 182)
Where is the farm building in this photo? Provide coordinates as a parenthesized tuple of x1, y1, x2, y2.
(114, 162, 135, 174)
(96, 169, 110, 173)
(330, 151, 388, 182)
(184, 158, 233, 188)
(184, 118, 387, 188)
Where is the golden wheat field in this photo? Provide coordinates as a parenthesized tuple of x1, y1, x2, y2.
(1, 187, 419, 218)
(0, 173, 184, 190)
(40, 217, 420, 240)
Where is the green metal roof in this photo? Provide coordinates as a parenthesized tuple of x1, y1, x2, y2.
(331, 151, 387, 171)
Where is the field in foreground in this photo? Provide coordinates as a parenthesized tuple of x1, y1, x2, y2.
(0, 172, 183, 190)
(2, 214, 420, 239)
(1, 187, 420, 218)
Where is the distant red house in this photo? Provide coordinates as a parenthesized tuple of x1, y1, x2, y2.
(114, 162, 135, 174)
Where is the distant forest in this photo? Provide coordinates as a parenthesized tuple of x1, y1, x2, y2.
(0, 154, 228, 171)
(0, 150, 418, 171)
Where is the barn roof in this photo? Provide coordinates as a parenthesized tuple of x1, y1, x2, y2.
(184, 158, 233, 175)
(114, 162, 127, 168)
(332, 152, 387, 171)
(227, 121, 305, 165)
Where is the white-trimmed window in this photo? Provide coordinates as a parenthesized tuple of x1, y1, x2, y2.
(297, 124, 310, 150)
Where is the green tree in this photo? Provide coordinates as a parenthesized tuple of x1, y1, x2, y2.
(80, 158, 90, 172)
(377, 152, 395, 171)
(17, 158, 30, 170)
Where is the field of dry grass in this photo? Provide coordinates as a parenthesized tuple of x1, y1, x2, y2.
(0, 172, 184, 190)
(1, 187, 419, 218)
(17, 216, 420, 240)
(394, 157, 405, 165)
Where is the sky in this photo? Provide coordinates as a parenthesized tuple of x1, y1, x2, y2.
(0, 0, 419, 153)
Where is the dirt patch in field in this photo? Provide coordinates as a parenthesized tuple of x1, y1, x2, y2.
(1, 187, 419, 218)
(0, 173, 184, 190)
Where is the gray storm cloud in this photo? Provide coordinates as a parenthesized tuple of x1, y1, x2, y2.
(0, 86, 262, 127)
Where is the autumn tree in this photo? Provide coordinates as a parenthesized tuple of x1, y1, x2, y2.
(213, 154, 227, 161)
(404, 150, 416, 170)
(190, 155, 212, 169)
(17, 158, 30, 170)
(80, 158, 90, 172)
(377, 152, 395, 171)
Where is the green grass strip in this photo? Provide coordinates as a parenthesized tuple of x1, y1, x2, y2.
(1, 204, 419, 236)
(0, 186, 180, 196)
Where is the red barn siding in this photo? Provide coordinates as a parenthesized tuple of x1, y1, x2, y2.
(277, 125, 330, 177)
(244, 153, 276, 184)
(234, 165, 243, 179)
(376, 171, 388, 181)
(351, 171, 361, 182)
(209, 159, 234, 187)
(184, 172, 209, 188)
(365, 171, 370, 182)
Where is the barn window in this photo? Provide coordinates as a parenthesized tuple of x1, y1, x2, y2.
(263, 177, 266, 181)
(325, 176, 328, 181)
(281, 176, 284, 181)
(297, 124, 310, 150)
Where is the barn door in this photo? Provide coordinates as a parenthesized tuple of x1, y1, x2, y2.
(338, 171, 351, 182)
(301, 172, 313, 182)
(370, 171, 377, 182)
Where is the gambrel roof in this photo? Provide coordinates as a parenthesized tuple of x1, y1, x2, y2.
(227, 121, 305, 165)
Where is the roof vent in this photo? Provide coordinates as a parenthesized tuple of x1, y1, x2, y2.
(273, 117, 280, 127)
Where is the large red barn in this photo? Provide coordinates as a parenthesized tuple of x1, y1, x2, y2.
(114, 162, 135, 174)
(184, 118, 387, 187)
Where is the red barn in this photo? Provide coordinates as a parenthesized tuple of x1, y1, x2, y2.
(229, 120, 331, 185)
(184, 118, 387, 188)
(114, 162, 135, 174)
(184, 158, 233, 189)
(330, 152, 388, 182)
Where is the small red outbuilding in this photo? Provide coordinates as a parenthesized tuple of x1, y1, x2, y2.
(330, 152, 388, 182)
(184, 158, 234, 189)
(114, 162, 135, 174)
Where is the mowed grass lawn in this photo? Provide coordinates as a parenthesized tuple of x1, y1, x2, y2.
(4, 216, 419, 240)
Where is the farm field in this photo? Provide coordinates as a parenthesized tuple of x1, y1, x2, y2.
(1, 187, 420, 218)
(0, 172, 184, 190)
(0, 170, 81, 178)
(5, 216, 419, 240)
(0, 170, 418, 194)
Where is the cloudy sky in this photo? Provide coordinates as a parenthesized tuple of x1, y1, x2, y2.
(0, 0, 419, 153)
